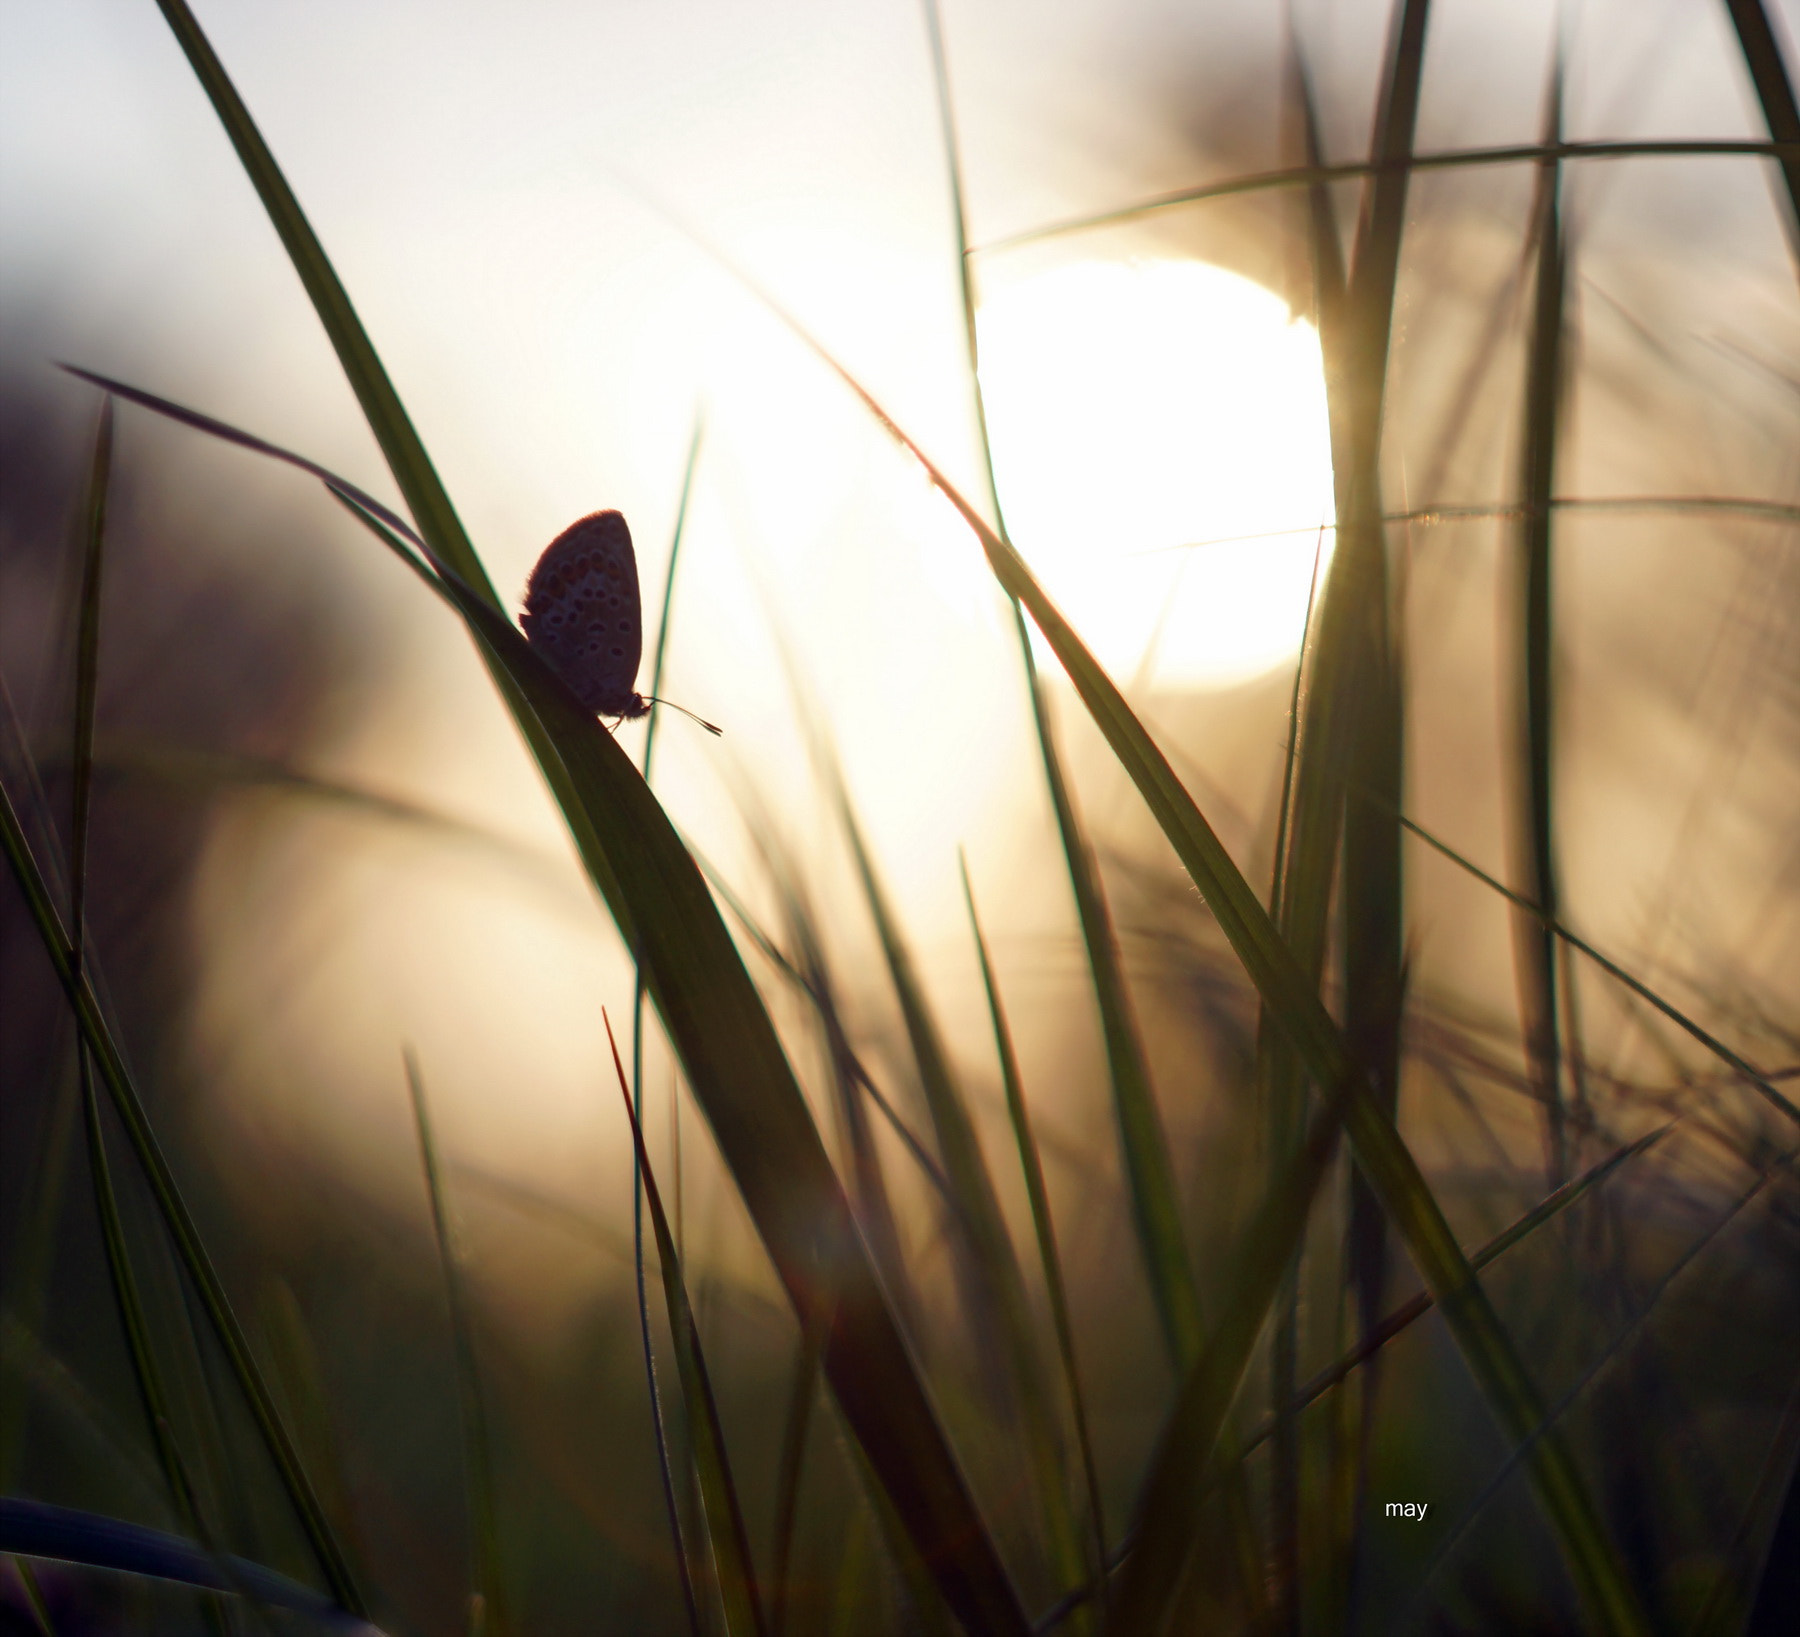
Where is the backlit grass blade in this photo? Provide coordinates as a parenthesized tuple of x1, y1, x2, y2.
(973, 138, 1800, 256)
(826, 763, 1081, 1582)
(81, 1053, 215, 1568)
(404, 1055, 509, 1637)
(630, 414, 709, 1637)
(606, 1016, 768, 1637)
(1724, 0, 1800, 267)
(1338, 4, 1431, 1616)
(962, 859, 1107, 1621)
(1265, 38, 1347, 1626)
(66, 394, 224, 1599)
(1512, 50, 1573, 1189)
(922, 0, 1202, 1374)
(1098, 1070, 1354, 1636)
(768, 1292, 830, 1637)
(132, 8, 1030, 1615)
(642, 206, 1650, 1637)
(734, 797, 921, 1333)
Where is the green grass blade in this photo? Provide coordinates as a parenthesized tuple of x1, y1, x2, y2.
(921, 0, 1201, 1374)
(733, 796, 922, 1333)
(1337, 4, 1432, 1616)
(120, 6, 1032, 1601)
(149, 0, 494, 601)
(962, 858, 1107, 1619)
(606, 1017, 768, 1637)
(638, 226, 1650, 1637)
(768, 1293, 830, 1637)
(1513, 53, 1572, 1189)
(80, 1055, 213, 1566)
(974, 138, 1800, 256)
(1266, 40, 1347, 1626)
(826, 765, 1082, 1585)
(1725, 0, 1800, 268)
(1099, 1071, 1353, 1636)
(405, 1054, 510, 1637)
(68, 396, 112, 946)
(630, 414, 710, 1637)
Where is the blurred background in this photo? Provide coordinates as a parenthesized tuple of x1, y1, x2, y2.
(7, 1, 1800, 1632)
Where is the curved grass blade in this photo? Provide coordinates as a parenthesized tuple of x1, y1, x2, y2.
(975, 138, 1800, 256)
(404, 1054, 509, 1637)
(606, 1016, 768, 1637)
(767, 1291, 830, 1637)
(0, 1498, 379, 1634)
(825, 765, 1080, 1583)
(921, 0, 1201, 1377)
(1512, 49, 1573, 1189)
(632, 201, 1651, 1637)
(115, 2, 1032, 1601)
(732, 792, 921, 1333)
(1265, 38, 1347, 1626)
(1336, 4, 1433, 1617)
(629, 415, 710, 1637)
(961, 859, 1107, 1619)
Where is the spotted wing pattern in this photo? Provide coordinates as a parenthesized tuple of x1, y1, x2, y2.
(520, 509, 649, 719)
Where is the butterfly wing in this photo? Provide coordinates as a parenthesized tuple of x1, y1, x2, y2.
(520, 510, 646, 717)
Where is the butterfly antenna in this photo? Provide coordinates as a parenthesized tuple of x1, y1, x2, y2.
(646, 696, 723, 736)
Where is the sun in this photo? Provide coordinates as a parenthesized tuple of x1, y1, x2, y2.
(975, 258, 1336, 689)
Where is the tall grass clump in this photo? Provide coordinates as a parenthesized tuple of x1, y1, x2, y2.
(7, 1, 1800, 1634)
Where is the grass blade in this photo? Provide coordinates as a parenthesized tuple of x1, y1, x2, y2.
(131, 7, 1030, 1612)
(404, 1054, 509, 1637)
(1512, 49, 1573, 1189)
(80, 1054, 213, 1571)
(605, 1016, 768, 1637)
(629, 414, 710, 1637)
(768, 1292, 830, 1637)
(974, 137, 1800, 255)
(826, 762, 1081, 1585)
(962, 859, 1108, 1619)
(921, 0, 1202, 1375)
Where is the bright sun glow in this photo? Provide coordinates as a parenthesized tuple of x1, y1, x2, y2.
(976, 258, 1336, 688)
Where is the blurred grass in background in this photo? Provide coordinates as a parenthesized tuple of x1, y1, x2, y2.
(8, 1, 1800, 1633)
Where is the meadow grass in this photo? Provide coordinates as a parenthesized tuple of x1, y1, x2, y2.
(7, 1, 1800, 1634)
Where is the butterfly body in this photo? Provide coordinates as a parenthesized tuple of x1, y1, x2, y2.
(520, 509, 650, 720)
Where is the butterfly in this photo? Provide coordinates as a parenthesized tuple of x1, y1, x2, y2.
(521, 509, 720, 733)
